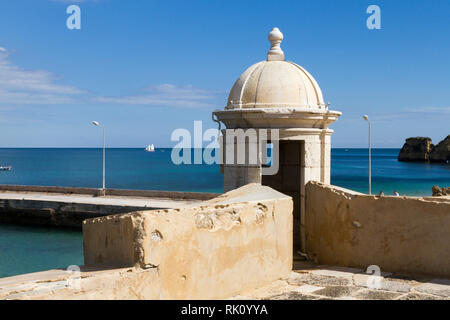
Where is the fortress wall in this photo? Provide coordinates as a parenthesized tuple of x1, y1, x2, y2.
(305, 181, 450, 278)
(1, 184, 292, 300)
(82, 184, 293, 299)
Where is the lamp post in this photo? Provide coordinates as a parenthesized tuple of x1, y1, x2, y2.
(363, 115, 371, 195)
(92, 121, 105, 196)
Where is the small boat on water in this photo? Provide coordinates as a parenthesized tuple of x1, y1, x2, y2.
(145, 144, 155, 152)
(0, 165, 12, 171)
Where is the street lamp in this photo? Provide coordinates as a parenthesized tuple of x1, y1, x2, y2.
(363, 115, 371, 195)
(92, 121, 106, 196)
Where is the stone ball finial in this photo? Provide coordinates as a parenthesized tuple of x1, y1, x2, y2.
(267, 27, 284, 61)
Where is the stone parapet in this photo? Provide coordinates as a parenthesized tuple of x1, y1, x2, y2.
(0, 184, 292, 300)
(305, 181, 450, 278)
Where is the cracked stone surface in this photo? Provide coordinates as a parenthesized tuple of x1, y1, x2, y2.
(232, 260, 450, 300)
(398, 293, 442, 300)
(288, 274, 351, 287)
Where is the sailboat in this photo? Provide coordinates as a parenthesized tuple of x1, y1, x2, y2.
(145, 144, 155, 152)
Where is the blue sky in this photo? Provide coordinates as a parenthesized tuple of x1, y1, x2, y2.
(0, 0, 449, 148)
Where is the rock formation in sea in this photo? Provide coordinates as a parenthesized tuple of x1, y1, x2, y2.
(432, 185, 450, 196)
(398, 135, 449, 163)
(398, 137, 433, 162)
(429, 135, 450, 163)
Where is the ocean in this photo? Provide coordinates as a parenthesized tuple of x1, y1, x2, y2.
(0, 148, 449, 278)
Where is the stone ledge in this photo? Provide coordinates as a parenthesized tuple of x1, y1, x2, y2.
(1, 184, 293, 300)
(231, 262, 450, 300)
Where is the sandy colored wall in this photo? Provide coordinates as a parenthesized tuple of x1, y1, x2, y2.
(305, 181, 450, 278)
(82, 184, 293, 299)
(0, 184, 292, 300)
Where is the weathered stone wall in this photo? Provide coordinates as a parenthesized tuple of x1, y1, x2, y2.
(305, 181, 450, 278)
(0, 184, 292, 300)
(82, 184, 292, 299)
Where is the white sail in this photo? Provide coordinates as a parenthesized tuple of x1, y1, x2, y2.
(145, 144, 155, 152)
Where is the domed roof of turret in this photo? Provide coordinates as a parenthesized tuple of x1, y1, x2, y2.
(226, 28, 326, 110)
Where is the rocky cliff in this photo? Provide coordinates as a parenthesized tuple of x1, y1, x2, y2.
(429, 135, 450, 163)
(398, 136, 449, 163)
(398, 137, 433, 162)
(432, 186, 450, 196)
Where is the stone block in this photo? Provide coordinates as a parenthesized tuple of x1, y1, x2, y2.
(291, 284, 324, 294)
(416, 280, 450, 297)
(398, 293, 442, 300)
(311, 267, 361, 281)
(353, 274, 411, 293)
(351, 289, 402, 300)
(303, 142, 322, 167)
(81, 184, 293, 299)
(313, 285, 360, 298)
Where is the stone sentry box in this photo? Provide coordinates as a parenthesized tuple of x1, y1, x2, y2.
(213, 28, 341, 250)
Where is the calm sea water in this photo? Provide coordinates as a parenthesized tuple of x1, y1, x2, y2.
(0, 148, 449, 278)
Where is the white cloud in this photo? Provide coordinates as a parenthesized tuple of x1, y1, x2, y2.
(404, 106, 450, 114)
(374, 107, 450, 121)
(95, 84, 221, 108)
(0, 47, 221, 108)
(0, 49, 84, 105)
(340, 106, 450, 123)
(0, 90, 78, 105)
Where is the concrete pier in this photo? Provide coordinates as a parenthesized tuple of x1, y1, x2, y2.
(0, 185, 218, 228)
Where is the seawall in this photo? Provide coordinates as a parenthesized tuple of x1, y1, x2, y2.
(0, 185, 218, 228)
